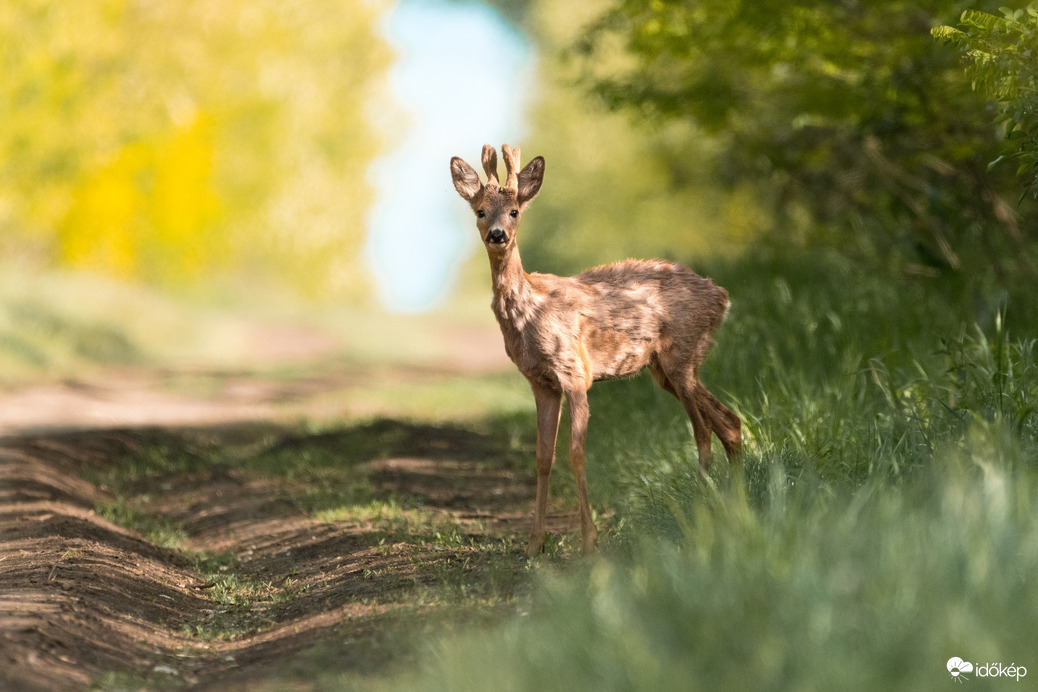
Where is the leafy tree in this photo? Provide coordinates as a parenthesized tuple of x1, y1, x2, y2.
(0, 1, 390, 299)
(576, 0, 1036, 283)
(934, 3, 1038, 200)
(465, 0, 754, 279)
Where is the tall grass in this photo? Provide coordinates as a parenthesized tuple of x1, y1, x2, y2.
(382, 251, 1038, 691)
(585, 251, 1037, 538)
(391, 453, 1037, 690)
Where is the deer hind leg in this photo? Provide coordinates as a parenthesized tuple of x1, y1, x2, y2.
(686, 388, 716, 471)
(651, 359, 715, 470)
(697, 387, 742, 460)
(565, 386, 597, 554)
(649, 360, 678, 397)
(527, 384, 563, 557)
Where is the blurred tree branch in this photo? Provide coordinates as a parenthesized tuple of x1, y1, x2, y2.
(576, 0, 1036, 283)
(934, 4, 1038, 201)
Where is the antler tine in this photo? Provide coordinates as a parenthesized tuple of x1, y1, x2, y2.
(502, 144, 520, 191)
(481, 144, 499, 187)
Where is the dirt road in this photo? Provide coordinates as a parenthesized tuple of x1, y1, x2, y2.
(0, 321, 577, 690)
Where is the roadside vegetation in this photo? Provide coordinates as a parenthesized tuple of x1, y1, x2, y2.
(373, 248, 1038, 690)
(384, 2, 1038, 683)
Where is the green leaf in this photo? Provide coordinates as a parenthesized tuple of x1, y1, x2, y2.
(931, 25, 963, 41)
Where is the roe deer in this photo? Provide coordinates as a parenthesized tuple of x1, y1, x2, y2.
(450, 144, 741, 556)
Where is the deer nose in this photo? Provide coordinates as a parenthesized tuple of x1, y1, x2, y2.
(487, 229, 506, 244)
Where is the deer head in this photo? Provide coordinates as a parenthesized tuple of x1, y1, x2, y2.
(450, 144, 545, 252)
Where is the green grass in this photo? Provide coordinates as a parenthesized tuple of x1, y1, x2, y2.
(389, 457, 1038, 690)
(373, 250, 1038, 691)
(94, 495, 189, 550)
(0, 265, 214, 382)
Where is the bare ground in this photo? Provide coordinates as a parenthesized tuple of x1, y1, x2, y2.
(0, 323, 579, 690)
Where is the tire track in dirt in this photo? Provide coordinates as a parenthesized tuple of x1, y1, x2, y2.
(0, 425, 580, 690)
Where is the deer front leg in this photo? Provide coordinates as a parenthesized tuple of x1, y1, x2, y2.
(527, 384, 562, 557)
(565, 387, 597, 554)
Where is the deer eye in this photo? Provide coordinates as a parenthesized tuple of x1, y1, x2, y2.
(510, 209, 518, 217)
(477, 209, 486, 218)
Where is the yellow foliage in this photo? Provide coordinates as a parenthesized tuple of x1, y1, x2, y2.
(60, 118, 222, 282)
(59, 144, 145, 279)
(0, 0, 391, 300)
(150, 118, 222, 280)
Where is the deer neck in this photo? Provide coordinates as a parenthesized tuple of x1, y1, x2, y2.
(488, 245, 536, 331)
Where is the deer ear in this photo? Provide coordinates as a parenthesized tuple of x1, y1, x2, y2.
(450, 157, 482, 202)
(517, 156, 545, 207)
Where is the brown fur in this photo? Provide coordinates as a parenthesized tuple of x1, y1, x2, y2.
(450, 144, 741, 555)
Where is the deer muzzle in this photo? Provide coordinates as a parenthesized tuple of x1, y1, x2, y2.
(486, 229, 507, 245)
